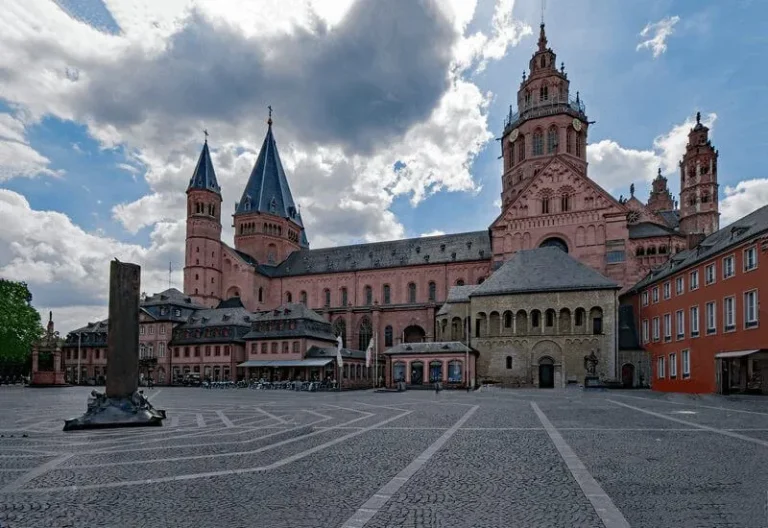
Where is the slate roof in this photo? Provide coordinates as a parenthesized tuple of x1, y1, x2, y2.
(142, 288, 203, 308)
(243, 304, 335, 341)
(470, 247, 620, 296)
(64, 319, 109, 346)
(178, 307, 254, 329)
(446, 285, 478, 303)
(306, 345, 366, 360)
(265, 230, 491, 277)
(628, 222, 678, 239)
(657, 210, 680, 230)
(384, 342, 476, 355)
(627, 204, 768, 293)
(252, 303, 327, 324)
(618, 305, 641, 350)
(187, 141, 221, 195)
(171, 306, 254, 344)
(234, 123, 308, 247)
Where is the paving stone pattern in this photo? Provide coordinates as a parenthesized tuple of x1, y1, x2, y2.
(1, 386, 768, 527)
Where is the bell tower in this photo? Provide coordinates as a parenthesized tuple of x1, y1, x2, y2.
(679, 112, 720, 240)
(183, 134, 223, 308)
(499, 22, 589, 210)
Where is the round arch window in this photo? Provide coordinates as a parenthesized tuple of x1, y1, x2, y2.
(539, 237, 569, 253)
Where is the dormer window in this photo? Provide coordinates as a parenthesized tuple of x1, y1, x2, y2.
(269, 197, 277, 213)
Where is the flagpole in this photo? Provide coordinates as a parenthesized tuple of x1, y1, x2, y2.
(374, 334, 378, 389)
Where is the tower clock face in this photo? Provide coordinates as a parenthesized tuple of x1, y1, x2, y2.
(572, 119, 582, 132)
(508, 128, 519, 142)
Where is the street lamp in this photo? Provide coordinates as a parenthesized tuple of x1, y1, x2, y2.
(77, 332, 82, 385)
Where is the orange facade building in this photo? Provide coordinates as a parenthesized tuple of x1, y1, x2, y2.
(625, 206, 768, 394)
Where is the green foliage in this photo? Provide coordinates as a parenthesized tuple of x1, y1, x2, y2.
(0, 279, 43, 364)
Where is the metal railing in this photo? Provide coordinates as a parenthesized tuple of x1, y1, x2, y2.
(504, 95, 587, 130)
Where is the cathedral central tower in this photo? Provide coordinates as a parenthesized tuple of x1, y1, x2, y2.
(499, 23, 588, 210)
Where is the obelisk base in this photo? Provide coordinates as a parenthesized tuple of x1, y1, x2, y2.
(63, 390, 166, 431)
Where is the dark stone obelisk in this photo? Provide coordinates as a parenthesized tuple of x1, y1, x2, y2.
(106, 260, 141, 398)
(63, 260, 165, 431)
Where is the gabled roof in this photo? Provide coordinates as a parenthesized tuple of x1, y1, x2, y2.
(235, 123, 304, 230)
(471, 247, 619, 296)
(267, 230, 491, 277)
(627, 204, 768, 293)
(252, 303, 327, 323)
(306, 345, 366, 360)
(177, 306, 254, 329)
(187, 141, 221, 195)
(142, 288, 204, 308)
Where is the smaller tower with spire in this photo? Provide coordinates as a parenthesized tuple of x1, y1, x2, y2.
(183, 132, 223, 308)
(233, 108, 308, 266)
(679, 112, 720, 240)
(646, 168, 675, 213)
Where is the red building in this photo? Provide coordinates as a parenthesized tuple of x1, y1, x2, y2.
(624, 204, 768, 394)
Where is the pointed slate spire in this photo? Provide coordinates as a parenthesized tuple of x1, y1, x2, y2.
(187, 134, 221, 195)
(235, 111, 302, 231)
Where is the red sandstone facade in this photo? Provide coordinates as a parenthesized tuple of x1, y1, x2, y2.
(180, 24, 720, 365)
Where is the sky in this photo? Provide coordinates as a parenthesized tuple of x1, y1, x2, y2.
(1, 0, 767, 334)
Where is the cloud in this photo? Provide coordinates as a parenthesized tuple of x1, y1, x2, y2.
(0, 189, 185, 333)
(0, 113, 61, 182)
(720, 179, 768, 226)
(420, 230, 446, 237)
(588, 112, 716, 198)
(636, 15, 680, 58)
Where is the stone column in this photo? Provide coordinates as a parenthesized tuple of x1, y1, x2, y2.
(53, 346, 61, 372)
(31, 345, 39, 374)
(106, 260, 141, 399)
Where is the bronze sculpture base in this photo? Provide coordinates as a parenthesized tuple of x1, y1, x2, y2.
(63, 390, 166, 431)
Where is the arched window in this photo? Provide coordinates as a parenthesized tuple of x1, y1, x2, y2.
(323, 288, 331, 307)
(448, 360, 463, 383)
(358, 318, 372, 351)
(547, 126, 557, 154)
(541, 197, 550, 214)
(539, 84, 548, 101)
(456, 279, 465, 286)
(384, 325, 393, 347)
(383, 284, 391, 304)
(341, 287, 348, 306)
(506, 356, 512, 369)
(364, 285, 373, 305)
(408, 283, 417, 303)
(533, 129, 544, 156)
(659, 245, 668, 254)
(393, 361, 406, 382)
(561, 194, 570, 212)
(332, 318, 347, 348)
(428, 281, 436, 302)
(285, 292, 292, 303)
(258, 287, 263, 303)
(590, 307, 604, 335)
(517, 135, 526, 162)
(504, 311, 513, 328)
(575, 133, 582, 158)
(299, 291, 307, 305)
(545, 309, 556, 327)
(636, 247, 645, 256)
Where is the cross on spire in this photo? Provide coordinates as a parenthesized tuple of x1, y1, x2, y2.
(203, 129, 209, 143)
(267, 105, 273, 126)
(541, 0, 546, 25)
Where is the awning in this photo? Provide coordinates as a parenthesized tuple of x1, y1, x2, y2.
(715, 350, 761, 359)
(237, 359, 333, 368)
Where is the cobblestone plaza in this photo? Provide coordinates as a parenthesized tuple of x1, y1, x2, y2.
(1, 387, 768, 527)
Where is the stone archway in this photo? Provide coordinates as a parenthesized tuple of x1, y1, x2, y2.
(532, 340, 563, 388)
(539, 236, 569, 253)
(403, 325, 426, 343)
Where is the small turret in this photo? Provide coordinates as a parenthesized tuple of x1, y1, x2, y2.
(679, 112, 720, 240)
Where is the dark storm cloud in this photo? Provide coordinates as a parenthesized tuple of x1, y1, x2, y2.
(75, 0, 456, 154)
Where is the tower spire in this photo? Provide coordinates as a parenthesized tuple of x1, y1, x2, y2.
(538, 0, 548, 51)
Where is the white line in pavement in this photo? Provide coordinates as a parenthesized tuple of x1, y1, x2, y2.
(147, 389, 163, 401)
(195, 413, 206, 427)
(254, 407, 288, 424)
(340, 405, 479, 528)
(216, 410, 235, 428)
(531, 402, 630, 528)
(10, 410, 413, 493)
(609, 399, 768, 448)
(610, 393, 768, 416)
(0, 454, 74, 493)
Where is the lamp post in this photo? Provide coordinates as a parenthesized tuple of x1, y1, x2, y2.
(77, 332, 82, 385)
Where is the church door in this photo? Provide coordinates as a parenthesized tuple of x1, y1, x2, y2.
(538, 364, 555, 388)
(621, 364, 635, 388)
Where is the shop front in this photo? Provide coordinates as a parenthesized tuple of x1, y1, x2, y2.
(715, 349, 768, 395)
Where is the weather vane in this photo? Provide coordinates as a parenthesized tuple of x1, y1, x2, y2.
(267, 105, 273, 125)
(541, 0, 546, 24)
(203, 129, 209, 143)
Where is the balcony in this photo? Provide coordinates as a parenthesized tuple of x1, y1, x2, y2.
(504, 95, 587, 131)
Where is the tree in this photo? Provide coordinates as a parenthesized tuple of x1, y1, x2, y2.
(0, 279, 43, 365)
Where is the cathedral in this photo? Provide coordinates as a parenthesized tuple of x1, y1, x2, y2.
(175, 23, 721, 387)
